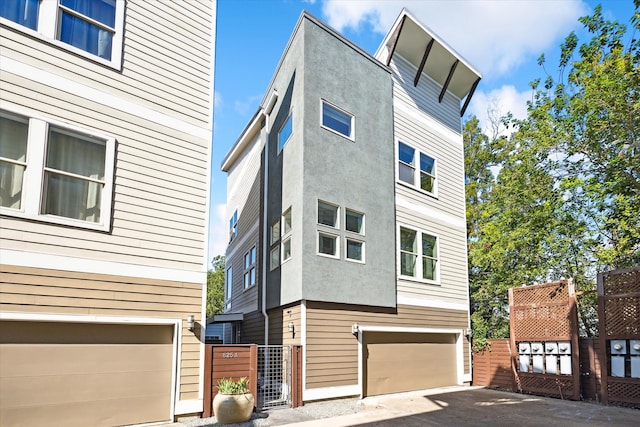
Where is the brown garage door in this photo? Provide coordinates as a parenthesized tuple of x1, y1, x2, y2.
(364, 332, 457, 397)
(0, 321, 174, 427)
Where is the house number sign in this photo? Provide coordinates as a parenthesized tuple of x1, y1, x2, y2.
(222, 352, 238, 359)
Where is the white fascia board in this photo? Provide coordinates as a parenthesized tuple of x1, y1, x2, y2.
(221, 109, 264, 171)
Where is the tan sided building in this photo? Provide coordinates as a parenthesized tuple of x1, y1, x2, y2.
(0, 1, 215, 425)
(219, 10, 481, 402)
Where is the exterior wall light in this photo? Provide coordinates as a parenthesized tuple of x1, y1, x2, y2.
(352, 322, 359, 335)
(187, 315, 195, 331)
(464, 328, 472, 339)
(287, 321, 295, 338)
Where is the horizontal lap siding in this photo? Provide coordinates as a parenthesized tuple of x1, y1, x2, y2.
(305, 302, 469, 390)
(0, 2, 211, 271)
(0, 265, 203, 401)
(391, 55, 461, 134)
(226, 134, 262, 313)
(268, 304, 302, 347)
(0, 2, 212, 125)
(396, 210, 469, 303)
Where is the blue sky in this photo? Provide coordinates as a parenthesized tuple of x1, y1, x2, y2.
(208, 0, 637, 259)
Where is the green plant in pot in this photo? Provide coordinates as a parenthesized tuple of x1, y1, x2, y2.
(213, 377, 254, 424)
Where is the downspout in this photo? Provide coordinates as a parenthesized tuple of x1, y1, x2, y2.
(261, 114, 270, 346)
(261, 89, 278, 346)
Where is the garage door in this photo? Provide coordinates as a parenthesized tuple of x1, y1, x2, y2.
(364, 332, 457, 397)
(0, 321, 174, 427)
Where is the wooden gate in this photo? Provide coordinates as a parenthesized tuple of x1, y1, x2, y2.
(597, 267, 640, 407)
(203, 344, 303, 417)
(508, 280, 581, 399)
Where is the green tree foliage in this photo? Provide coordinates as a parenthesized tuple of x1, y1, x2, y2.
(465, 3, 639, 345)
(206, 255, 226, 317)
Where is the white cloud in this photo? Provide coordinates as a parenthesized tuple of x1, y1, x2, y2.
(469, 85, 532, 136)
(208, 203, 227, 263)
(321, 0, 587, 78)
(234, 94, 262, 116)
(214, 91, 223, 110)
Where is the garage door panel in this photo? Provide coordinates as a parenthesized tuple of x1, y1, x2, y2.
(1, 395, 169, 427)
(0, 322, 174, 426)
(1, 343, 173, 376)
(365, 332, 457, 397)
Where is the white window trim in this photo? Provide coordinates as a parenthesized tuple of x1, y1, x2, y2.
(281, 236, 292, 264)
(320, 99, 355, 141)
(397, 141, 438, 198)
(397, 224, 440, 285)
(345, 237, 365, 264)
(229, 209, 238, 242)
(0, 0, 125, 69)
(317, 199, 340, 229)
(317, 231, 340, 259)
(0, 107, 115, 232)
(281, 207, 292, 264)
(278, 112, 293, 152)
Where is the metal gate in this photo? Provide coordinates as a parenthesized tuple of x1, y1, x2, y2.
(257, 345, 291, 410)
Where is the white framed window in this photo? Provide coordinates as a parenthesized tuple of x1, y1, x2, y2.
(321, 100, 354, 140)
(278, 113, 292, 151)
(399, 226, 439, 282)
(346, 238, 364, 262)
(318, 200, 339, 228)
(243, 246, 256, 289)
(318, 231, 339, 258)
(281, 208, 292, 263)
(225, 267, 233, 311)
(398, 142, 437, 196)
(0, 0, 125, 69)
(270, 219, 280, 245)
(0, 108, 115, 231)
(229, 209, 238, 242)
(270, 246, 280, 271)
(345, 208, 364, 235)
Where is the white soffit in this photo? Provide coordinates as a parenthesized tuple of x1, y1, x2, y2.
(383, 10, 481, 101)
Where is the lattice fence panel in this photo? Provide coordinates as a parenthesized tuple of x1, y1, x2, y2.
(607, 381, 640, 408)
(602, 268, 640, 296)
(598, 267, 640, 408)
(511, 281, 573, 340)
(509, 280, 580, 400)
(604, 296, 640, 336)
(518, 374, 575, 398)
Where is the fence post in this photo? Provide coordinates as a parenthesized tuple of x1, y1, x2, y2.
(597, 272, 609, 405)
(250, 344, 258, 410)
(202, 344, 213, 418)
(290, 345, 303, 407)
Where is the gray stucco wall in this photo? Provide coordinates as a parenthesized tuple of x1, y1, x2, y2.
(297, 19, 396, 307)
(265, 16, 396, 309)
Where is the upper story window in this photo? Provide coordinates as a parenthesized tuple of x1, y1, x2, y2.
(321, 100, 354, 140)
(398, 142, 437, 195)
(281, 208, 292, 262)
(278, 113, 292, 151)
(225, 267, 232, 310)
(229, 209, 238, 242)
(0, 0, 125, 68)
(345, 208, 364, 235)
(0, 109, 115, 231)
(399, 226, 439, 282)
(243, 246, 256, 289)
(318, 200, 338, 228)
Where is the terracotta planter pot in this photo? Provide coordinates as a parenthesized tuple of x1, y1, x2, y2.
(213, 392, 254, 424)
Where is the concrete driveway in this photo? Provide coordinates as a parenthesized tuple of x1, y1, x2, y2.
(277, 386, 638, 427)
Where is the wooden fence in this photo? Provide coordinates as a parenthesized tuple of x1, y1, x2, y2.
(473, 338, 603, 402)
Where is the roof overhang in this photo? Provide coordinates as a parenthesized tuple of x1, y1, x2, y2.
(206, 312, 244, 324)
(375, 9, 482, 116)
